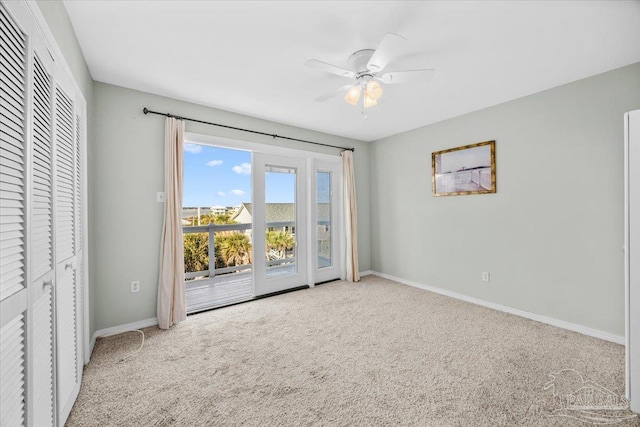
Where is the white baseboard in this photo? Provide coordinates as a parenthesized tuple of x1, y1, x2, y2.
(88, 317, 158, 362)
(370, 271, 625, 345)
(85, 271, 623, 364)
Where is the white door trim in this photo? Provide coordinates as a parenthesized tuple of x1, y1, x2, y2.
(625, 110, 640, 412)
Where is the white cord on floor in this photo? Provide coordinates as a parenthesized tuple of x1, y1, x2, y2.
(117, 330, 145, 363)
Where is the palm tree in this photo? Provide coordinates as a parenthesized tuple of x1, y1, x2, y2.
(219, 233, 252, 267)
(183, 233, 209, 276)
(265, 231, 277, 260)
(266, 230, 295, 259)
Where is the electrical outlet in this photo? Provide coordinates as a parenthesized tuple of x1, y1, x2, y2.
(482, 272, 490, 282)
(157, 192, 165, 203)
(131, 281, 140, 293)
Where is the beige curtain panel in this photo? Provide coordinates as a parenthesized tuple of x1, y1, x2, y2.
(157, 117, 187, 329)
(342, 150, 360, 282)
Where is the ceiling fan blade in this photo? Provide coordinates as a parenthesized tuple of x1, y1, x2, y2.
(378, 69, 435, 84)
(305, 59, 355, 78)
(314, 84, 353, 102)
(366, 33, 407, 73)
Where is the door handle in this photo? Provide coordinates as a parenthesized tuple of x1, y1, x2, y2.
(65, 262, 73, 270)
(43, 279, 53, 288)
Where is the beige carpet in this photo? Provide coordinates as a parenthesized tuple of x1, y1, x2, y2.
(68, 276, 637, 426)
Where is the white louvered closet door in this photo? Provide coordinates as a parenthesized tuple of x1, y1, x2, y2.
(30, 30, 56, 427)
(1, 2, 87, 425)
(0, 3, 29, 426)
(54, 72, 82, 424)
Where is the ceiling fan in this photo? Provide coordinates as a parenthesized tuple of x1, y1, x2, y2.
(305, 33, 435, 115)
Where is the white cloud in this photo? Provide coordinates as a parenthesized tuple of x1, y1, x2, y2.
(232, 163, 251, 175)
(206, 160, 223, 167)
(216, 191, 226, 197)
(230, 189, 245, 195)
(183, 143, 202, 154)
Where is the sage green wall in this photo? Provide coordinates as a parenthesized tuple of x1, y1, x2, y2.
(370, 62, 640, 336)
(35, 1, 97, 337)
(36, 1, 93, 99)
(34, 0, 637, 338)
(92, 82, 371, 331)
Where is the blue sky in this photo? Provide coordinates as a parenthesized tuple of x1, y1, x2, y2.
(183, 143, 251, 207)
(183, 143, 298, 207)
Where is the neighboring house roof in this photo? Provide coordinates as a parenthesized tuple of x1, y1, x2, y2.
(234, 202, 252, 216)
(232, 202, 330, 223)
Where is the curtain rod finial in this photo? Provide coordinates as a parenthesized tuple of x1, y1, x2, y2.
(143, 107, 149, 114)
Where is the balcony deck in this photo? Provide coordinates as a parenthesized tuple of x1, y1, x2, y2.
(185, 251, 331, 314)
(185, 264, 299, 314)
(185, 272, 254, 314)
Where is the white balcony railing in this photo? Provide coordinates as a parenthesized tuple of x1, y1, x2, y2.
(183, 221, 299, 281)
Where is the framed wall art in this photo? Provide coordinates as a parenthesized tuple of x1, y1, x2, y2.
(432, 140, 496, 196)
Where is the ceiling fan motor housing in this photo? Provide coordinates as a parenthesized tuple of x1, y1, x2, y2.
(348, 49, 376, 75)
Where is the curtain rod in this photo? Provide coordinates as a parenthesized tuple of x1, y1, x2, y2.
(142, 107, 355, 152)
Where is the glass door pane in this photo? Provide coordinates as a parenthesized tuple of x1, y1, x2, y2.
(265, 165, 297, 278)
(182, 143, 254, 313)
(316, 171, 332, 269)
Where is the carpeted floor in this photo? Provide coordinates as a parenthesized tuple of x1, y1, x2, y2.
(68, 275, 637, 426)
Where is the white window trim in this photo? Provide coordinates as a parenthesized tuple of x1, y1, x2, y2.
(185, 131, 343, 161)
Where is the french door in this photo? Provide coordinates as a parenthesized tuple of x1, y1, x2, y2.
(312, 160, 342, 284)
(252, 153, 307, 295)
(182, 133, 344, 310)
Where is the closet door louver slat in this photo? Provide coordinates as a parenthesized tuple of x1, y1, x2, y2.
(55, 82, 80, 422)
(75, 114, 81, 253)
(0, 316, 27, 427)
(32, 286, 54, 426)
(0, 5, 26, 301)
(30, 50, 55, 426)
(0, 4, 28, 426)
(56, 270, 77, 404)
(31, 54, 53, 281)
(55, 87, 74, 262)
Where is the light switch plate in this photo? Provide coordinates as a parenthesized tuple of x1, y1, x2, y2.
(157, 192, 165, 203)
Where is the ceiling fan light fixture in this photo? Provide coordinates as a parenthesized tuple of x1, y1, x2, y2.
(363, 94, 378, 109)
(344, 85, 361, 106)
(366, 80, 383, 100)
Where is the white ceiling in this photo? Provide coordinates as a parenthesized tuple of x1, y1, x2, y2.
(63, 1, 640, 142)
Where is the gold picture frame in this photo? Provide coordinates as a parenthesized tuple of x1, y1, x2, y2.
(432, 140, 496, 196)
